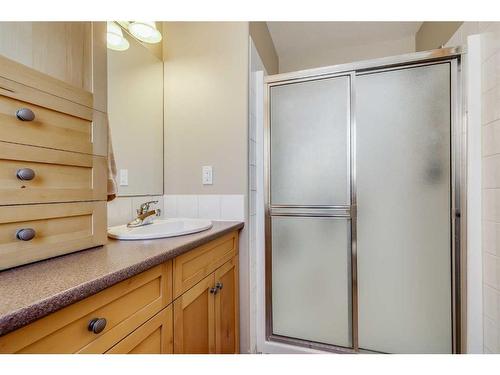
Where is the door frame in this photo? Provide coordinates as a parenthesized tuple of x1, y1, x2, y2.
(263, 47, 465, 354)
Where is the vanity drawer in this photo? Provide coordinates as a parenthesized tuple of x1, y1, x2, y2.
(173, 231, 238, 297)
(0, 262, 172, 354)
(0, 201, 107, 270)
(0, 142, 106, 205)
(0, 93, 93, 154)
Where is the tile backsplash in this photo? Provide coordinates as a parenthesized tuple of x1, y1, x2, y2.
(108, 194, 245, 226)
(107, 195, 165, 227)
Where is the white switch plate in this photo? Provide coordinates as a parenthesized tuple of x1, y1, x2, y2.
(119, 169, 128, 186)
(202, 166, 213, 185)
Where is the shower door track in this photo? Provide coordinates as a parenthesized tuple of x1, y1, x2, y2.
(263, 47, 465, 354)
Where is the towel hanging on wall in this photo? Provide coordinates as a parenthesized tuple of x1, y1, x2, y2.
(107, 116, 118, 202)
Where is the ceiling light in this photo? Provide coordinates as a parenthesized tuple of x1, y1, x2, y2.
(107, 21, 130, 51)
(128, 21, 162, 44)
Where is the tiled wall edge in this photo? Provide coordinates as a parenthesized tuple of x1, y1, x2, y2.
(107, 194, 246, 226)
(164, 194, 245, 221)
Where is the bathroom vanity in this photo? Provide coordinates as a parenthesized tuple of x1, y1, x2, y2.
(0, 222, 243, 354)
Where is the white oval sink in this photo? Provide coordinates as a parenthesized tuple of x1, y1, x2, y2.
(108, 218, 213, 240)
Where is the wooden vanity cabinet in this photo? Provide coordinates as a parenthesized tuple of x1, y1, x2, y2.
(174, 273, 216, 353)
(0, 230, 240, 354)
(172, 232, 240, 354)
(0, 24, 108, 270)
(173, 256, 239, 354)
(214, 256, 239, 354)
(107, 306, 173, 354)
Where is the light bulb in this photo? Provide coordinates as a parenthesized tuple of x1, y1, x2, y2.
(107, 21, 130, 51)
(128, 21, 162, 44)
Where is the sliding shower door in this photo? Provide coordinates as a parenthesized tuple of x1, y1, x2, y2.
(265, 53, 459, 354)
(356, 63, 452, 353)
(268, 75, 352, 348)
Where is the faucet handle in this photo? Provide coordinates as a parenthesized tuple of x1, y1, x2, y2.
(138, 200, 158, 214)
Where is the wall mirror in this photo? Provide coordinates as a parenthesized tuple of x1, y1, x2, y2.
(107, 27, 163, 196)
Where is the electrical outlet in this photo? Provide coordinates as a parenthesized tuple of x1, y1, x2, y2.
(202, 166, 213, 185)
(119, 169, 128, 186)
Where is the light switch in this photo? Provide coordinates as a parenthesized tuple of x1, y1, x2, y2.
(119, 169, 128, 186)
(202, 166, 213, 185)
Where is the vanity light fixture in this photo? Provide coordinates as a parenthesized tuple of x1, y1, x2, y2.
(107, 21, 130, 51)
(128, 21, 162, 44)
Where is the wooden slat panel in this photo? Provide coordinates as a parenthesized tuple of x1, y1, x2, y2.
(0, 45, 92, 108)
(0, 201, 107, 270)
(0, 142, 106, 205)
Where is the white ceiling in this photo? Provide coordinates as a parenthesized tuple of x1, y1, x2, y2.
(267, 22, 423, 58)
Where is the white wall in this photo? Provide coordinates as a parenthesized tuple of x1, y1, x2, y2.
(479, 23, 500, 354)
(446, 21, 500, 354)
(279, 35, 415, 73)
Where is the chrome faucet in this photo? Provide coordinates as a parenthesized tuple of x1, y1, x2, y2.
(127, 200, 161, 228)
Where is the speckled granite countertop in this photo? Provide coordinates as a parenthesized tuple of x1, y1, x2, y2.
(0, 220, 244, 336)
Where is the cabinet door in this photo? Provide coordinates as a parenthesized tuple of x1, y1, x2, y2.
(214, 257, 239, 354)
(106, 305, 173, 354)
(173, 273, 215, 354)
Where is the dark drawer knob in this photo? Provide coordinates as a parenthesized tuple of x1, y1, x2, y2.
(88, 318, 107, 334)
(15, 108, 35, 121)
(16, 168, 35, 181)
(16, 228, 36, 241)
(215, 281, 223, 290)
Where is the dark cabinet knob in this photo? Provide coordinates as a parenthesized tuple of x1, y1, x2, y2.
(215, 281, 223, 290)
(16, 228, 36, 241)
(88, 318, 107, 334)
(209, 287, 218, 295)
(15, 108, 35, 121)
(16, 168, 35, 181)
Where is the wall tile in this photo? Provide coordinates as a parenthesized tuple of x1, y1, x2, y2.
(483, 189, 500, 222)
(482, 51, 500, 94)
(198, 195, 221, 219)
(484, 316, 500, 352)
(485, 284, 500, 322)
(482, 26, 500, 62)
(483, 155, 500, 188)
(483, 120, 500, 156)
(461, 22, 479, 43)
(483, 221, 500, 256)
(107, 197, 133, 227)
(164, 195, 178, 218)
(220, 195, 245, 220)
(176, 195, 198, 218)
(482, 86, 500, 125)
(484, 252, 500, 290)
(479, 22, 495, 34)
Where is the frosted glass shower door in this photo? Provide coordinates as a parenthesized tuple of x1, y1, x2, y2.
(356, 63, 452, 353)
(269, 75, 352, 348)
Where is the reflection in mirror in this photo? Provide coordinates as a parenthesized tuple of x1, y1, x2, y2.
(107, 30, 163, 196)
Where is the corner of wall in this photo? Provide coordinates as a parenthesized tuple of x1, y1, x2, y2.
(249, 22, 279, 75)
